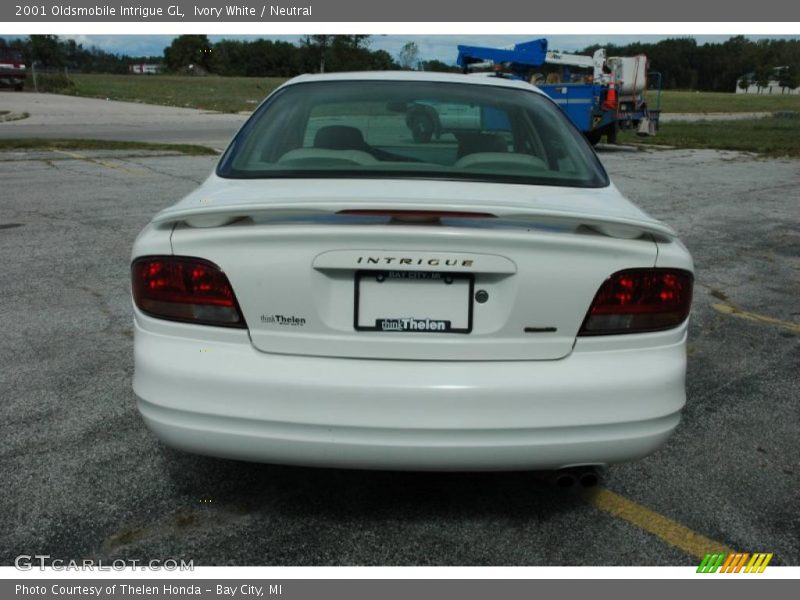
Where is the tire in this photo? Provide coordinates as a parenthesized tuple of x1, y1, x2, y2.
(585, 130, 602, 146)
(606, 124, 618, 145)
(410, 112, 434, 143)
(14, 84, 24, 92)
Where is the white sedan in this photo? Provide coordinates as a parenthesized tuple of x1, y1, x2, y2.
(131, 72, 693, 478)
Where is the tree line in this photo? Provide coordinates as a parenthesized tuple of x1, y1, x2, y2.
(0, 34, 152, 74)
(579, 36, 800, 92)
(2, 34, 798, 92)
(0, 34, 397, 76)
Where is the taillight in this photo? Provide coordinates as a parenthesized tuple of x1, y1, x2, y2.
(579, 268, 693, 335)
(132, 256, 245, 328)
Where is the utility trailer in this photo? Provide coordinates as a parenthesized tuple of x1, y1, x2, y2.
(455, 38, 660, 144)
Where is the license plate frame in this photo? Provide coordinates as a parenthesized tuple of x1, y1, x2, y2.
(354, 270, 474, 334)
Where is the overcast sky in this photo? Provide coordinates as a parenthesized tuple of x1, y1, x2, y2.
(10, 34, 795, 63)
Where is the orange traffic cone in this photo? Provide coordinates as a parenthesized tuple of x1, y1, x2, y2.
(603, 74, 618, 110)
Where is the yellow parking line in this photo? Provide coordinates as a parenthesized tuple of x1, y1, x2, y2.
(712, 302, 800, 334)
(583, 487, 735, 559)
(51, 148, 142, 175)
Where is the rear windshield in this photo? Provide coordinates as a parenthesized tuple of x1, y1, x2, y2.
(218, 79, 609, 188)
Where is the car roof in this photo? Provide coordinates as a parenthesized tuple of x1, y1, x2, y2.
(280, 70, 548, 96)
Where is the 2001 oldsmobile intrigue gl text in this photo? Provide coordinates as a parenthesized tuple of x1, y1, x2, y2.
(131, 72, 693, 471)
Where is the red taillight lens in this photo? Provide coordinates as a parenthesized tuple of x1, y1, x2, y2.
(579, 268, 693, 335)
(132, 256, 245, 328)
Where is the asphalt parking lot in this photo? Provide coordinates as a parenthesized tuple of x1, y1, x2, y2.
(0, 145, 798, 566)
(0, 91, 245, 148)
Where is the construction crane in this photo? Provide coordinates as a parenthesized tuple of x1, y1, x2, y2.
(544, 48, 607, 82)
(456, 38, 660, 144)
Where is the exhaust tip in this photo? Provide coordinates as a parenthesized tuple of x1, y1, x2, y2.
(555, 474, 576, 489)
(551, 466, 604, 490)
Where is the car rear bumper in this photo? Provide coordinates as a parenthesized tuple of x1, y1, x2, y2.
(133, 316, 687, 471)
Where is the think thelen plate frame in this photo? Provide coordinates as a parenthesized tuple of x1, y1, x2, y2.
(353, 270, 475, 334)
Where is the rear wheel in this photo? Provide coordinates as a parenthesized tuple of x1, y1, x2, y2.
(606, 123, 618, 145)
(410, 112, 434, 143)
(585, 130, 602, 146)
(586, 124, 619, 146)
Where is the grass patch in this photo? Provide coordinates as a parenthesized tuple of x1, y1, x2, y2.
(620, 116, 800, 157)
(51, 74, 800, 115)
(68, 73, 286, 113)
(654, 90, 800, 113)
(0, 111, 30, 122)
(0, 138, 218, 155)
(34, 71, 75, 94)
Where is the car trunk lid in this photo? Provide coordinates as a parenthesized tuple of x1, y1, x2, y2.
(168, 180, 662, 360)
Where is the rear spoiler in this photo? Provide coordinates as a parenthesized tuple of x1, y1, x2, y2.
(152, 202, 677, 240)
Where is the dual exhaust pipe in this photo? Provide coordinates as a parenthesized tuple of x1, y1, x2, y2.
(554, 466, 602, 489)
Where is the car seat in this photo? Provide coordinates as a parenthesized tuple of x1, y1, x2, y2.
(456, 133, 507, 159)
(314, 125, 369, 151)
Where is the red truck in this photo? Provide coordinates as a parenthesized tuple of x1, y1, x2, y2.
(0, 48, 27, 91)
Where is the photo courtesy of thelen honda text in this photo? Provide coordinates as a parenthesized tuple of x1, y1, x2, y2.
(131, 71, 693, 474)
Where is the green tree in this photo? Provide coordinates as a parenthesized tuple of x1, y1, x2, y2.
(29, 35, 64, 67)
(420, 59, 459, 73)
(242, 39, 299, 77)
(329, 35, 373, 71)
(164, 35, 212, 72)
(336, 35, 370, 50)
(577, 35, 800, 92)
(778, 64, 799, 92)
(209, 39, 245, 76)
(300, 35, 333, 73)
(299, 35, 381, 73)
(366, 49, 398, 71)
(754, 67, 772, 93)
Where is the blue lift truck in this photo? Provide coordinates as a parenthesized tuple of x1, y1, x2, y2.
(454, 38, 661, 145)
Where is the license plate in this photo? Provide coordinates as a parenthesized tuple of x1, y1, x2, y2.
(354, 271, 474, 333)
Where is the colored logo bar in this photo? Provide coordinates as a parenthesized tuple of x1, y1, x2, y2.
(697, 553, 773, 573)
